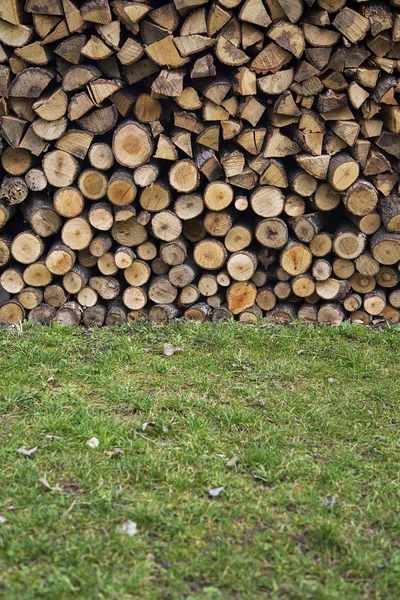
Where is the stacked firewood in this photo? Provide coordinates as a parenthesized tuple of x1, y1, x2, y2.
(0, 0, 399, 327)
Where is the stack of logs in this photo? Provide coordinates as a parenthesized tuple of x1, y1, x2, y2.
(0, 0, 400, 327)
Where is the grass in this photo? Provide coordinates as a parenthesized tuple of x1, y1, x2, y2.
(0, 321, 400, 600)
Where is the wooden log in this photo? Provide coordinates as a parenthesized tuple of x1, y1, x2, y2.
(328, 152, 360, 191)
(280, 240, 313, 276)
(363, 289, 387, 316)
(371, 229, 400, 265)
(333, 224, 367, 260)
(193, 238, 227, 270)
(83, 305, 107, 327)
(343, 179, 378, 217)
(227, 281, 257, 315)
(112, 120, 153, 168)
(317, 303, 345, 325)
(54, 301, 83, 326)
(0, 175, 28, 205)
(20, 196, 61, 237)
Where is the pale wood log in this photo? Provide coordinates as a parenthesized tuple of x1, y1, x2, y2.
(21, 196, 61, 237)
(375, 267, 399, 289)
(83, 304, 107, 327)
(193, 238, 227, 270)
(112, 120, 153, 168)
(371, 229, 400, 265)
(44, 284, 67, 308)
(149, 303, 179, 323)
(54, 300, 83, 326)
(76, 286, 98, 308)
(0, 266, 24, 294)
(280, 240, 313, 275)
(2, 147, 32, 176)
(61, 216, 93, 250)
(332, 258, 355, 279)
(46, 242, 76, 275)
(317, 302, 345, 325)
(333, 224, 367, 260)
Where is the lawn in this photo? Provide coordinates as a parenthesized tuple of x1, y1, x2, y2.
(0, 321, 399, 600)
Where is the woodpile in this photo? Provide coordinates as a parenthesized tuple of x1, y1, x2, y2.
(0, 0, 400, 327)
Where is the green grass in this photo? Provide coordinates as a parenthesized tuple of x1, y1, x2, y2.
(0, 321, 400, 600)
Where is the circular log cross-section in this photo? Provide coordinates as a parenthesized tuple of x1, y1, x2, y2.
(255, 218, 288, 249)
(88, 143, 114, 170)
(11, 231, 44, 265)
(194, 239, 227, 270)
(280, 240, 313, 276)
(78, 170, 108, 201)
(225, 224, 252, 253)
(2, 148, 32, 176)
(107, 171, 137, 206)
(227, 281, 257, 315)
(112, 121, 153, 168)
(151, 211, 182, 242)
(42, 150, 79, 188)
(204, 182, 234, 211)
(344, 180, 378, 217)
(227, 251, 258, 281)
(328, 153, 360, 192)
(169, 160, 200, 193)
(139, 182, 170, 212)
(53, 188, 85, 218)
(62, 217, 93, 251)
(46, 244, 76, 275)
(0, 302, 25, 325)
(250, 187, 285, 218)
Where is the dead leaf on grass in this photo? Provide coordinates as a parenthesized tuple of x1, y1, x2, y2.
(39, 476, 52, 490)
(0, 516, 6, 524)
(142, 422, 156, 432)
(106, 448, 124, 458)
(87, 437, 100, 448)
(39, 475, 62, 492)
(208, 486, 225, 498)
(226, 456, 239, 467)
(163, 343, 183, 357)
(17, 446, 38, 458)
(121, 520, 137, 536)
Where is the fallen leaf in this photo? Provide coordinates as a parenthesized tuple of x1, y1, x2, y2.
(39, 476, 52, 491)
(163, 343, 183, 357)
(87, 437, 100, 448)
(142, 422, 156, 432)
(226, 456, 239, 468)
(0, 516, 6, 524)
(121, 520, 137, 536)
(106, 448, 124, 457)
(208, 486, 225, 498)
(39, 476, 62, 492)
(17, 446, 38, 458)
